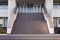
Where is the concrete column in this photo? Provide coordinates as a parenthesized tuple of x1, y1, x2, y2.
(45, 0, 54, 33)
(9, 0, 16, 14)
(7, 0, 16, 34)
(45, 0, 53, 19)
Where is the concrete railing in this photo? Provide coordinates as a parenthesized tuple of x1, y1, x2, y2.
(42, 7, 54, 34)
(10, 7, 18, 33)
(7, 7, 18, 34)
(42, 8, 51, 34)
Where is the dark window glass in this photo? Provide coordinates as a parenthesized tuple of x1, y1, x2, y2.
(0, 0, 8, 5)
(27, 4, 33, 8)
(59, 20, 60, 24)
(0, 17, 8, 27)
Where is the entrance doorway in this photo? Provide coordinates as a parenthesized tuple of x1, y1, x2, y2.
(19, 4, 42, 13)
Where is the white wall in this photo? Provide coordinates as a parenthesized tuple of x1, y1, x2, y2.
(0, 6, 8, 17)
(53, 5, 60, 17)
(53, 9, 60, 17)
(0, 9, 8, 17)
(9, 0, 16, 14)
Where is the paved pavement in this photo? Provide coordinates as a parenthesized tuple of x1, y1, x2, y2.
(0, 34, 60, 40)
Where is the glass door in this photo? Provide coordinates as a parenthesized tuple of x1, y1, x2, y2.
(19, 4, 42, 13)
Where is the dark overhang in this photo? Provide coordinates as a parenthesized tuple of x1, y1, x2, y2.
(54, 0, 60, 5)
(16, 0, 45, 5)
(0, 0, 8, 5)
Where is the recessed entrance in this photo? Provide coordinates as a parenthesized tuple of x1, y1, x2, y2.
(19, 4, 42, 13)
(11, 0, 49, 34)
(16, 0, 45, 13)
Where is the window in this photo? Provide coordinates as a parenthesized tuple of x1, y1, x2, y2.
(58, 20, 60, 24)
(53, 18, 57, 27)
(0, 18, 3, 27)
(0, 17, 8, 27)
(0, 0, 8, 9)
(53, 4, 60, 9)
(19, 4, 41, 13)
(54, 18, 60, 27)
(57, 18, 60, 27)
(0, 0, 8, 5)
(27, 4, 33, 8)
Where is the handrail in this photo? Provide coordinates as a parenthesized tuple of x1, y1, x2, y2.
(15, 8, 18, 20)
(10, 7, 18, 33)
(42, 7, 51, 34)
(7, 7, 18, 34)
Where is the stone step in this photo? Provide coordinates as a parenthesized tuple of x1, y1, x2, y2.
(11, 13, 49, 34)
(0, 34, 60, 40)
(16, 13, 44, 21)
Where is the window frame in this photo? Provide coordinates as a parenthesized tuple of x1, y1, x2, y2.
(54, 17, 60, 27)
(0, 17, 8, 27)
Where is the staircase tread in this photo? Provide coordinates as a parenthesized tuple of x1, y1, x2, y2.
(11, 13, 49, 34)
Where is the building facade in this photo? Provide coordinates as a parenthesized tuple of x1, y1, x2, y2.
(0, 0, 8, 34)
(53, 0, 60, 34)
(0, 0, 54, 34)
